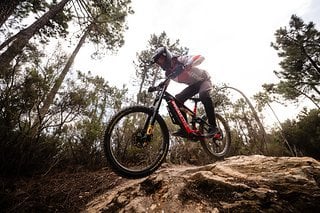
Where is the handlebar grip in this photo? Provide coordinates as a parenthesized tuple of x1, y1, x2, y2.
(148, 78, 170, 92)
(148, 86, 157, 93)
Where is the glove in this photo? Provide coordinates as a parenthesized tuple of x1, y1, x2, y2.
(148, 86, 157, 93)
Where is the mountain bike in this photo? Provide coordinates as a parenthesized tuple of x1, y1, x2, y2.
(104, 75, 231, 178)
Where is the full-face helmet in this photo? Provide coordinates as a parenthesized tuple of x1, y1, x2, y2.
(151, 46, 172, 69)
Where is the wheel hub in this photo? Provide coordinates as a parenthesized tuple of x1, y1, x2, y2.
(132, 129, 150, 148)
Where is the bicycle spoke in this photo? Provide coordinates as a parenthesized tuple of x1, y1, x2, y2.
(104, 107, 169, 178)
(200, 113, 231, 159)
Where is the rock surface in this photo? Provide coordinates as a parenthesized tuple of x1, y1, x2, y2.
(84, 155, 320, 212)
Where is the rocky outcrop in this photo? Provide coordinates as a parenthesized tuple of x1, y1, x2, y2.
(84, 155, 320, 212)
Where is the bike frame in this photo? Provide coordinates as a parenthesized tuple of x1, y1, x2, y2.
(145, 78, 210, 139)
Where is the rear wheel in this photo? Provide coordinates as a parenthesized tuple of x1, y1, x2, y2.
(104, 106, 169, 178)
(200, 113, 231, 159)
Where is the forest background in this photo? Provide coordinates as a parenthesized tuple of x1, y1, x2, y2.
(0, 0, 319, 178)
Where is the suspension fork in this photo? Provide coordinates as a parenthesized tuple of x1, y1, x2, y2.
(143, 85, 168, 136)
(145, 110, 158, 136)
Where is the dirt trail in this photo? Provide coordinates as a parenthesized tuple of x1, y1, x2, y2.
(2, 155, 320, 212)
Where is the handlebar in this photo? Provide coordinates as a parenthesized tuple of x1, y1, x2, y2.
(147, 86, 159, 93)
(147, 76, 171, 93)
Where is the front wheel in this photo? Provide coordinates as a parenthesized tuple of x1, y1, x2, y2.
(104, 106, 169, 178)
(200, 113, 231, 159)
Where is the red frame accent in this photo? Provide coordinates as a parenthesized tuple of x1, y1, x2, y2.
(193, 101, 197, 115)
(170, 100, 200, 135)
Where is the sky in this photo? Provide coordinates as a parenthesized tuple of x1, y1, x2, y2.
(74, 0, 320, 127)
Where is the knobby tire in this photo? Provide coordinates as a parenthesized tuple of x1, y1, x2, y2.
(104, 106, 169, 178)
(200, 113, 231, 159)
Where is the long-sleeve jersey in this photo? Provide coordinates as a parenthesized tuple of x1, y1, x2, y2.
(164, 55, 210, 85)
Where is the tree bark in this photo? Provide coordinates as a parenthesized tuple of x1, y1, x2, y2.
(0, 0, 70, 78)
(296, 86, 320, 109)
(32, 28, 89, 136)
(266, 102, 295, 156)
(221, 86, 269, 153)
(136, 67, 146, 104)
(301, 45, 320, 75)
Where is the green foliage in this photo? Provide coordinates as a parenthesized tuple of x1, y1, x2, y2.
(227, 129, 251, 156)
(0, 0, 70, 43)
(225, 98, 266, 155)
(0, 0, 134, 176)
(0, 0, 47, 31)
(0, 0, 133, 80)
(212, 84, 233, 110)
(266, 130, 292, 157)
(280, 108, 320, 159)
(56, 71, 129, 168)
(0, 42, 130, 175)
(0, 128, 60, 176)
(38, 5, 72, 42)
(271, 15, 320, 106)
(83, 0, 134, 58)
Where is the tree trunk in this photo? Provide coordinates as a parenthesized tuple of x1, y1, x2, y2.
(221, 86, 269, 153)
(31, 28, 89, 136)
(0, 0, 70, 78)
(301, 45, 320, 75)
(295, 86, 320, 109)
(266, 102, 296, 156)
(151, 68, 160, 87)
(136, 67, 146, 104)
(98, 93, 107, 122)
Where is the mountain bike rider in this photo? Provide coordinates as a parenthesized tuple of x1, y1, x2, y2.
(151, 46, 219, 137)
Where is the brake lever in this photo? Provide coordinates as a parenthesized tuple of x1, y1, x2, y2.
(147, 79, 166, 93)
(148, 86, 158, 93)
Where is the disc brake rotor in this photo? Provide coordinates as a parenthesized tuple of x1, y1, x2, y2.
(132, 129, 148, 148)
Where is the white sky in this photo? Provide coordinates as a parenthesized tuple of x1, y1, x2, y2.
(74, 0, 320, 127)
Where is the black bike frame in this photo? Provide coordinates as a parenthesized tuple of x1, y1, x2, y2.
(144, 78, 170, 136)
(145, 78, 209, 138)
